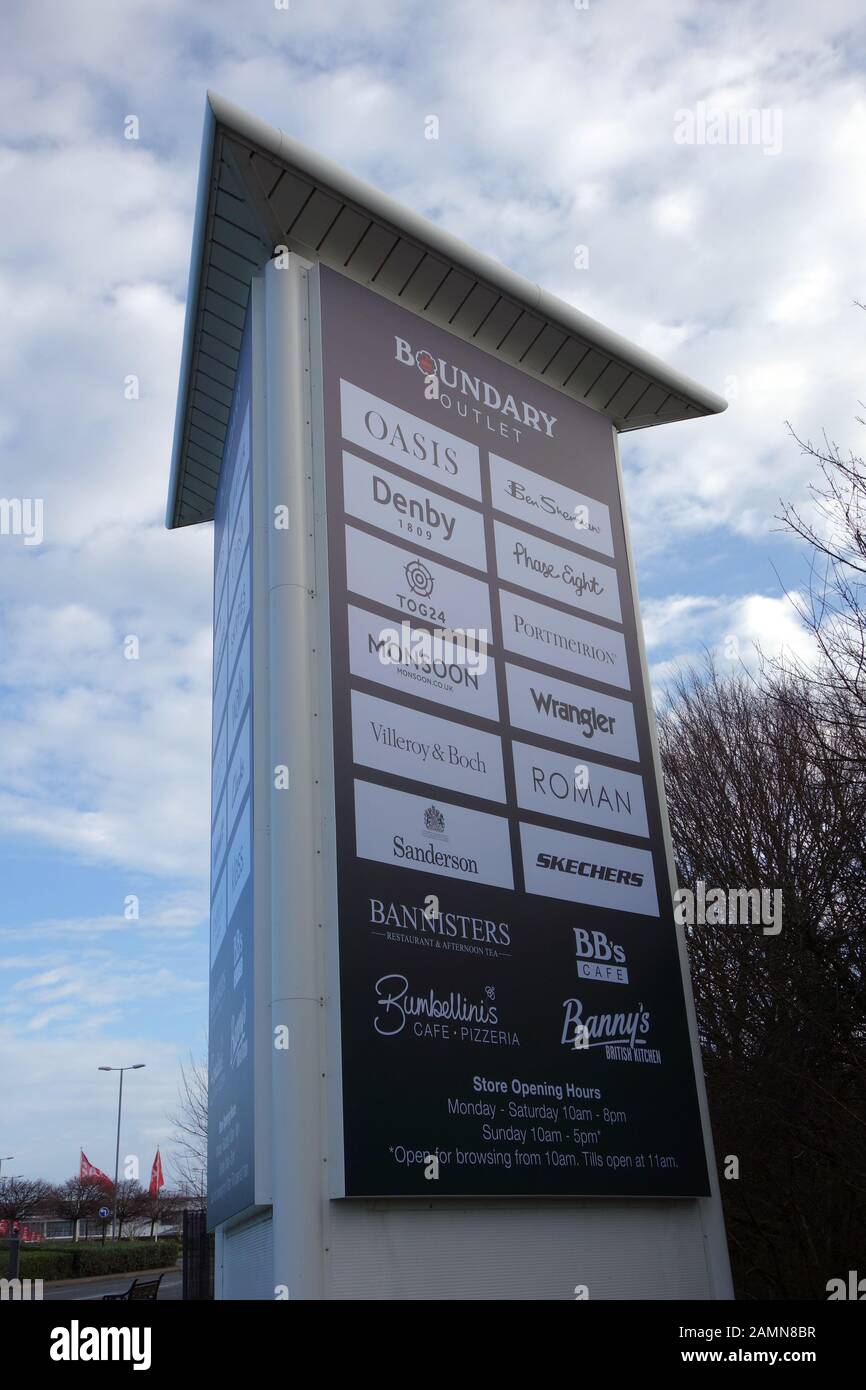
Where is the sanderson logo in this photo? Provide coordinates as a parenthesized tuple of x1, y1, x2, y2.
(424, 804, 446, 836)
(393, 806, 479, 874)
(536, 852, 644, 888)
(394, 336, 557, 438)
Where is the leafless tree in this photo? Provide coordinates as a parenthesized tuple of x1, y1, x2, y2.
(167, 1051, 208, 1202)
(0, 1175, 53, 1226)
(659, 663, 866, 1298)
(51, 1177, 104, 1240)
(113, 1179, 149, 1240)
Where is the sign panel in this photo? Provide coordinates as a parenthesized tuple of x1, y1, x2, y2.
(318, 264, 709, 1197)
(208, 315, 256, 1229)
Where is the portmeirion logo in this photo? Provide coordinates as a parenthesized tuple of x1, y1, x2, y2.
(394, 337, 557, 440)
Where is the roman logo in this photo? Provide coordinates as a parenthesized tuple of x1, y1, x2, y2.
(394, 336, 557, 437)
(530, 765, 633, 818)
(535, 852, 644, 887)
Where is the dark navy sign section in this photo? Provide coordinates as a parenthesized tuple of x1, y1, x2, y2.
(319, 264, 709, 1198)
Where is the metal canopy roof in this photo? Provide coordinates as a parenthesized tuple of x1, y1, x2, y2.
(166, 91, 726, 529)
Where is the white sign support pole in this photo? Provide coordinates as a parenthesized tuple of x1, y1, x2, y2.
(264, 254, 324, 1300)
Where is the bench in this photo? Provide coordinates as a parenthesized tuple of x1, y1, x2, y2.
(102, 1274, 163, 1301)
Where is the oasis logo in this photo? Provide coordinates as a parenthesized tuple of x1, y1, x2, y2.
(573, 928, 628, 985)
(536, 852, 644, 888)
(530, 687, 617, 740)
(394, 337, 557, 438)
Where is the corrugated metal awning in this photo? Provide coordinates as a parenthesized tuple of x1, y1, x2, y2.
(167, 91, 726, 529)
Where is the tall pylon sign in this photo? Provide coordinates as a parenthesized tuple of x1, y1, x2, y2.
(167, 92, 733, 1299)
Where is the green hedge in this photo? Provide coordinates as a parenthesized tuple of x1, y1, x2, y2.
(20, 1238, 180, 1282)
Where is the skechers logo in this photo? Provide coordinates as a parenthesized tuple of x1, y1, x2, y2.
(535, 852, 644, 887)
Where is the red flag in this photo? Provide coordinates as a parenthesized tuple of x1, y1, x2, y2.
(80, 1150, 113, 1189)
(148, 1148, 165, 1197)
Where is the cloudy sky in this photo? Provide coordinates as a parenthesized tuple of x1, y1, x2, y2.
(1, 0, 863, 1184)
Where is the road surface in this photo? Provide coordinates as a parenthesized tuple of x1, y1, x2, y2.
(42, 1266, 182, 1300)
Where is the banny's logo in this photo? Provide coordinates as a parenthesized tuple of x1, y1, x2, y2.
(424, 804, 446, 836)
(404, 558, 435, 598)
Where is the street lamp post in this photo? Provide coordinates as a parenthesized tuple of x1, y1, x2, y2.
(98, 1064, 145, 1240)
(0, 1156, 13, 1178)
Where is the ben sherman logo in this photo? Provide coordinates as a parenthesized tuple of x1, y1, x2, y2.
(395, 337, 557, 439)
